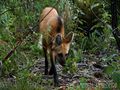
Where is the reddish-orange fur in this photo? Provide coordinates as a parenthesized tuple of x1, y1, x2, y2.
(39, 7, 74, 86)
(39, 7, 64, 49)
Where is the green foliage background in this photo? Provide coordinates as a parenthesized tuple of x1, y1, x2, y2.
(0, 0, 120, 89)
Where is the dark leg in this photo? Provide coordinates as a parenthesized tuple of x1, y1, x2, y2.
(49, 56, 57, 75)
(49, 66, 54, 75)
(43, 47, 48, 75)
(50, 52, 59, 86)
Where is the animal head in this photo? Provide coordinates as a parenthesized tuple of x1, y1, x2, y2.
(52, 32, 74, 66)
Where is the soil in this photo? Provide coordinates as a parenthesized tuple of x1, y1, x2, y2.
(30, 57, 115, 90)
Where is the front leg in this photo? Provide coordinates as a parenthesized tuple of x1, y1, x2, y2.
(49, 56, 57, 75)
(43, 47, 48, 75)
(49, 66, 54, 75)
(50, 52, 59, 86)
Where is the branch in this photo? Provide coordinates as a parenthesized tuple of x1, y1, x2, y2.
(0, 8, 12, 16)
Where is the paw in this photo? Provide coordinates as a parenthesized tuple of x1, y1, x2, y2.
(54, 81, 59, 87)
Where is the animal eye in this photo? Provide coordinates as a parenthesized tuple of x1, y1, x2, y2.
(65, 53, 69, 57)
(58, 53, 63, 56)
(58, 53, 69, 57)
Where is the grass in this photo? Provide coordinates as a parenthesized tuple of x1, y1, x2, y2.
(0, 1, 120, 89)
(0, 30, 120, 90)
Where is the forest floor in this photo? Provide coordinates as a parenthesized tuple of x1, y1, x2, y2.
(30, 54, 118, 90)
(0, 51, 119, 90)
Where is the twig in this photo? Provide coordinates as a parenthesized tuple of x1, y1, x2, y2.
(1, 0, 60, 63)
(0, 8, 12, 16)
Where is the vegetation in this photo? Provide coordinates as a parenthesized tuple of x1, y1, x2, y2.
(0, 0, 120, 90)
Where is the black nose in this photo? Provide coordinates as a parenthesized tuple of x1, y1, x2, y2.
(57, 53, 66, 66)
(58, 59, 65, 66)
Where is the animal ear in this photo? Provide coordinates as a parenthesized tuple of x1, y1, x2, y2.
(64, 32, 74, 43)
(55, 34, 62, 46)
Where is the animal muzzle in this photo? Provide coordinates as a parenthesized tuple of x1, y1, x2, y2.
(58, 58, 65, 66)
(56, 54, 66, 66)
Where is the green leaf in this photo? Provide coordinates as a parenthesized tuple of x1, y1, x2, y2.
(91, 3, 100, 9)
(104, 65, 116, 74)
(112, 72, 120, 89)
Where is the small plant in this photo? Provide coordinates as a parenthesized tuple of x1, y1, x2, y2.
(63, 57, 78, 74)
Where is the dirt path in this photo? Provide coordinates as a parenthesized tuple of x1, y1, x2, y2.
(30, 58, 113, 89)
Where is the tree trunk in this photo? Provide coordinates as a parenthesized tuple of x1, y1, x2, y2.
(111, 0, 120, 51)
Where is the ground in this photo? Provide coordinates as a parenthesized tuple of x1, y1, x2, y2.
(0, 53, 119, 90)
(30, 56, 116, 90)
